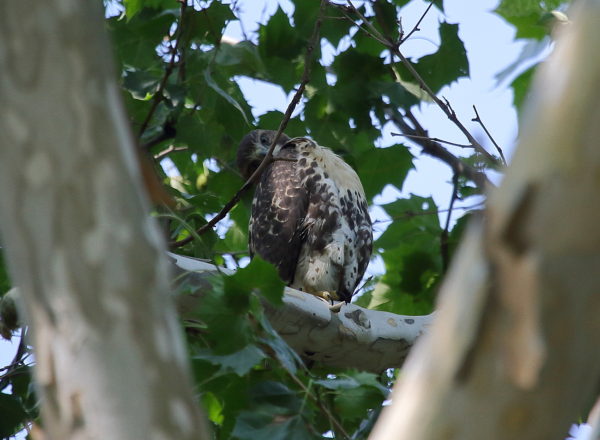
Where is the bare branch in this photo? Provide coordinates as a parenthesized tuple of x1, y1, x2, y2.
(391, 132, 472, 149)
(472, 105, 507, 165)
(154, 145, 188, 161)
(287, 373, 350, 439)
(400, 0, 435, 44)
(440, 173, 459, 271)
(372, 202, 484, 226)
(386, 108, 492, 191)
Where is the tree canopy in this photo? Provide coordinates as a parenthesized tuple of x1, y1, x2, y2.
(0, 0, 577, 439)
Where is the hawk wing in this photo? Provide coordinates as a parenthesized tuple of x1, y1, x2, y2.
(340, 188, 372, 300)
(249, 149, 308, 284)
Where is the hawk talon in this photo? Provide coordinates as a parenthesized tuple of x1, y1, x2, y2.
(328, 302, 344, 313)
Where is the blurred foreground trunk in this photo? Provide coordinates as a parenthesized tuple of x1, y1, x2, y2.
(0, 2, 209, 438)
(370, 1, 600, 439)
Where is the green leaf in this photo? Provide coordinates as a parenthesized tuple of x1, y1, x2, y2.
(194, 344, 266, 376)
(495, 0, 564, 40)
(372, 0, 400, 42)
(215, 221, 248, 254)
(107, 9, 175, 69)
(215, 41, 268, 79)
(123, 0, 142, 20)
(366, 279, 435, 315)
(249, 381, 301, 413)
(412, 22, 469, 93)
(330, 50, 387, 128)
(204, 68, 251, 126)
(174, 112, 225, 163)
(224, 258, 285, 307)
(201, 391, 224, 425)
(314, 376, 361, 390)
(447, 211, 476, 262)
(320, 4, 354, 47)
(495, 0, 563, 18)
(316, 371, 388, 394)
(369, 195, 442, 314)
(334, 385, 385, 421)
(355, 145, 414, 200)
(195, 277, 254, 353)
(258, 313, 303, 375)
(256, 112, 303, 140)
(258, 7, 304, 61)
(511, 65, 536, 114)
(0, 252, 11, 294)
(181, 2, 235, 45)
(0, 393, 29, 438)
(122, 69, 161, 99)
(233, 413, 311, 440)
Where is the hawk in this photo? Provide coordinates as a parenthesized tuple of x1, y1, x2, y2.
(237, 129, 372, 303)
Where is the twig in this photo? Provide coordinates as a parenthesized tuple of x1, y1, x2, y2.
(440, 173, 459, 272)
(138, 2, 187, 138)
(170, 0, 328, 248)
(0, 328, 29, 390)
(471, 105, 507, 165)
(339, 1, 500, 166)
(400, 0, 435, 44)
(371, 201, 484, 225)
(154, 145, 188, 161)
(387, 107, 491, 190)
(288, 372, 350, 439)
(391, 132, 471, 149)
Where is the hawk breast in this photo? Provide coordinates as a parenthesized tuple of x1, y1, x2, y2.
(244, 134, 372, 303)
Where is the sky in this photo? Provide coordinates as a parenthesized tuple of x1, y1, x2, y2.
(0, 0, 559, 435)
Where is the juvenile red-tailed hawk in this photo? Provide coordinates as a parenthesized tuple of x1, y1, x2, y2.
(237, 130, 373, 303)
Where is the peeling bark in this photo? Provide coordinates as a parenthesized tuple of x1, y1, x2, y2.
(168, 253, 434, 373)
(370, 2, 600, 439)
(0, 2, 208, 439)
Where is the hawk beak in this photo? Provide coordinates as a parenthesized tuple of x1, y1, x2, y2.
(253, 142, 269, 159)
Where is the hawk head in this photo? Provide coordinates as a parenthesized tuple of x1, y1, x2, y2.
(236, 129, 291, 180)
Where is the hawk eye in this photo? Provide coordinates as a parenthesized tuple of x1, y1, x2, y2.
(260, 134, 270, 146)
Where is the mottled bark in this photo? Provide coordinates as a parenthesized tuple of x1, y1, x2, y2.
(169, 253, 434, 373)
(0, 2, 208, 439)
(370, 2, 600, 439)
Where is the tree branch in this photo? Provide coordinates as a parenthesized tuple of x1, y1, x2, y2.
(472, 105, 507, 166)
(386, 108, 492, 191)
(167, 253, 434, 373)
(391, 132, 472, 149)
(399, 0, 435, 44)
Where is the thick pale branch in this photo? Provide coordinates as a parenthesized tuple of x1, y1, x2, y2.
(167, 253, 434, 373)
(371, 2, 600, 439)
